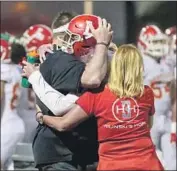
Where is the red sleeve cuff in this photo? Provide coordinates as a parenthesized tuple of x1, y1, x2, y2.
(76, 100, 91, 116)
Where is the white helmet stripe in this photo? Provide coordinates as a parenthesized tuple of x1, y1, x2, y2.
(53, 23, 69, 34)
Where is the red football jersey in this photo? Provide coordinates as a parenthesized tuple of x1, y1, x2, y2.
(76, 85, 164, 170)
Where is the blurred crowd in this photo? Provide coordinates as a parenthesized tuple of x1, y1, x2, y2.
(1, 3, 176, 171)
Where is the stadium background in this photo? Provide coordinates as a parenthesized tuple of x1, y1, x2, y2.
(1, 1, 176, 170)
(1, 1, 176, 44)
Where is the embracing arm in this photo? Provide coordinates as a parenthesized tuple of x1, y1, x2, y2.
(81, 44, 108, 88)
(81, 18, 113, 88)
(42, 105, 90, 131)
(28, 70, 79, 115)
(36, 91, 96, 131)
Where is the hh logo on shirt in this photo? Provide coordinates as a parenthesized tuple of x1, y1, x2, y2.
(112, 97, 139, 123)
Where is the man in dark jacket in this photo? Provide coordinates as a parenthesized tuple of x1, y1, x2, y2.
(22, 13, 113, 171)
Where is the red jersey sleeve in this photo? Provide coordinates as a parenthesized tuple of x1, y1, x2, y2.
(76, 91, 95, 116)
(146, 86, 155, 115)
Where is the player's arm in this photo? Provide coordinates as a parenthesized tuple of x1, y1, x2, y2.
(39, 105, 89, 131)
(27, 70, 78, 115)
(22, 59, 80, 115)
(36, 91, 95, 131)
(81, 18, 113, 88)
(170, 79, 176, 142)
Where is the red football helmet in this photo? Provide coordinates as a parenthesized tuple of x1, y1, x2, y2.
(0, 39, 11, 63)
(137, 25, 168, 59)
(165, 26, 176, 55)
(57, 14, 99, 58)
(21, 24, 53, 52)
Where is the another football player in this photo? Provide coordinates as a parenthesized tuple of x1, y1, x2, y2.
(1, 24, 53, 143)
(1, 39, 26, 170)
(18, 24, 53, 142)
(137, 25, 175, 168)
(160, 27, 176, 169)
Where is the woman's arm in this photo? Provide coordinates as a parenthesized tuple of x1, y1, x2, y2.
(36, 91, 95, 131)
(28, 70, 78, 115)
(40, 105, 90, 131)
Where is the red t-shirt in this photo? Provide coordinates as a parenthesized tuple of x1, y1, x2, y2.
(76, 85, 156, 160)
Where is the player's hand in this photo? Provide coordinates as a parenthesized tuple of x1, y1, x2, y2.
(109, 42, 117, 52)
(170, 133, 177, 143)
(37, 43, 53, 63)
(21, 61, 39, 78)
(88, 17, 113, 45)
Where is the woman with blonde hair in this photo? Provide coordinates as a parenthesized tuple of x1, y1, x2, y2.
(36, 44, 164, 170)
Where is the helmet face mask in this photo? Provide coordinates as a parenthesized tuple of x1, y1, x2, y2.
(58, 29, 82, 54)
(57, 14, 98, 58)
(138, 25, 169, 60)
(146, 36, 169, 58)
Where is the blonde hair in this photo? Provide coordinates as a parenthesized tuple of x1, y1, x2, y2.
(108, 44, 144, 98)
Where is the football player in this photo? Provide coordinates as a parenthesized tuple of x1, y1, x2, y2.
(160, 27, 176, 169)
(137, 25, 175, 168)
(18, 24, 53, 142)
(1, 39, 26, 170)
(1, 24, 53, 143)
